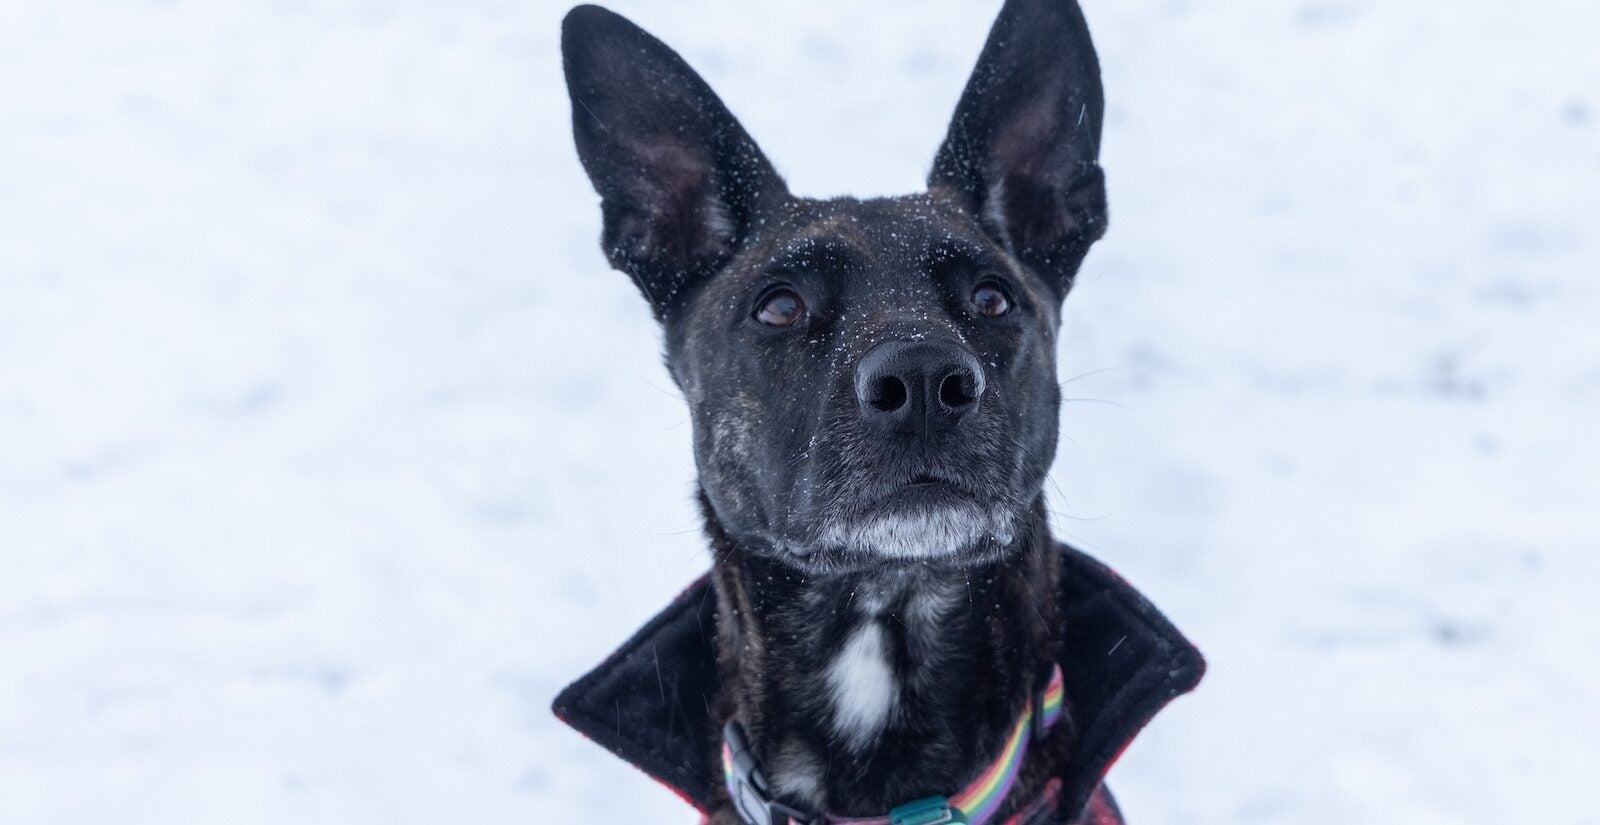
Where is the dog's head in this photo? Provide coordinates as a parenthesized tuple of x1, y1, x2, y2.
(562, 0, 1107, 571)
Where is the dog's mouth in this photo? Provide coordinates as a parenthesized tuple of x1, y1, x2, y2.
(766, 410, 1037, 570)
(883, 471, 974, 504)
(790, 465, 1020, 568)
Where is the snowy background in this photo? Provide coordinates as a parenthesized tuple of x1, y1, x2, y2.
(3, 0, 1598, 822)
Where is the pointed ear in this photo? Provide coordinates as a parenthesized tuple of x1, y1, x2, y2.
(929, 0, 1108, 296)
(562, 5, 788, 318)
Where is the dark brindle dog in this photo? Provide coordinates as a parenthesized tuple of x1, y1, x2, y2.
(553, 2, 1203, 823)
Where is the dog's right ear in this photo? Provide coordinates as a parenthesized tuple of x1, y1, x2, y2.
(562, 5, 788, 319)
(929, 0, 1108, 298)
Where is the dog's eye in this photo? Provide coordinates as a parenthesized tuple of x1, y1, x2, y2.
(755, 287, 806, 327)
(971, 282, 1012, 318)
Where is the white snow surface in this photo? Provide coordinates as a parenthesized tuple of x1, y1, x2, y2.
(3, 1, 1598, 823)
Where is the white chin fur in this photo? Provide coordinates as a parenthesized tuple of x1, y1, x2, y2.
(819, 505, 1015, 559)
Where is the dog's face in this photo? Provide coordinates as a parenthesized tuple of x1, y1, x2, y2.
(563, 0, 1107, 571)
(665, 195, 1072, 570)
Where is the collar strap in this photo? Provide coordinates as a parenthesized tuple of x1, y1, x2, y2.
(722, 665, 1066, 825)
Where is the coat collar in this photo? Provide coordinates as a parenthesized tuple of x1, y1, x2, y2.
(552, 543, 1205, 818)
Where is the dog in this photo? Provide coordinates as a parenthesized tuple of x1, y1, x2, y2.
(553, 2, 1204, 823)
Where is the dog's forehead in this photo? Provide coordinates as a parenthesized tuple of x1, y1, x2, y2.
(670, 193, 1058, 385)
(733, 195, 1006, 293)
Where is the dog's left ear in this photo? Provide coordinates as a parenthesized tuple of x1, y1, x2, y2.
(562, 5, 789, 319)
(930, 0, 1108, 297)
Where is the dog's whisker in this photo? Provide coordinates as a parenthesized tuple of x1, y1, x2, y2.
(1061, 396, 1133, 412)
(637, 376, 683, 401)
(1059, 364, 1128, 386)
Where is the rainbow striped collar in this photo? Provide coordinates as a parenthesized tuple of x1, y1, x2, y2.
(722, 664, 1066, 825)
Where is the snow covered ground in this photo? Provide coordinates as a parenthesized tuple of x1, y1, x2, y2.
(2, 0, 1597, 822)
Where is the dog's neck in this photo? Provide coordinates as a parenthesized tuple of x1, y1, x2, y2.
(707, 502, 1063, 817)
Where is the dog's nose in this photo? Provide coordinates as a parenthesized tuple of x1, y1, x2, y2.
(855, 340, 986, 432)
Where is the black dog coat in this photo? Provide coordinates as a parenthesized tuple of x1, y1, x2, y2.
(553, 544, 1204, 823)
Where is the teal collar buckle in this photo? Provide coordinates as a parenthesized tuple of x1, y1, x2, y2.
(889, 797, 970, 825)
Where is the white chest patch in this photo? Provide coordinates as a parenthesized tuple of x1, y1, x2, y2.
(826, 620, 898, 750)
